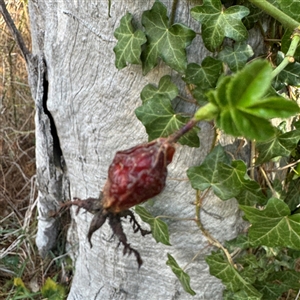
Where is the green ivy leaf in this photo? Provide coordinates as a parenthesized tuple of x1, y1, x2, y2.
(187, 145, 265, 204)
(224, 290, 262, 300)
(184, 57, 222, 104)
(135, 95, 200, 147)
(215, 160, 253, 200)
(206, 251, 262, 298)
(141, 1, 195, 74)
(140, 75, 178, 104)
(235, 178, 267, 206)
(284, 180, 300, 212)
(218, 42, 254, 72)
(240, 198, 300, 249)
(276, 0, 300, 23)
(191, 0, 249, 52)
(184, 57, 223, 88)
(187, 144, 230, 192)
(268, 270, 300, 290)
(166, 253, 196, 296)
(190, 86, 208, 106)
(255, 270, 300, 299)
(256, 128, 300, 164)
(225, 234, 251, 251)
(135, 205, 171, 245)
(274, 52, 300, 89)
(239, 1, 263, 29)
(113, 13, 147, 69)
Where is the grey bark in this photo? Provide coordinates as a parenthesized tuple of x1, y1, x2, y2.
(23, 0, 261, 299)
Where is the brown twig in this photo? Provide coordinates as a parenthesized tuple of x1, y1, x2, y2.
(0, 0, 30, 61)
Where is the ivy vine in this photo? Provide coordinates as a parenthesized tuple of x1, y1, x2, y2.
(113, 0, 300, 298)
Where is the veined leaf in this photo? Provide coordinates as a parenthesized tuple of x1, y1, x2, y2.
(206, 251, 262, 298)
(166, 254, 196, 296)
(284, 180, 300, 212)
(135, 205, 171, 245)
(218, 42, 254, 72)
(217, 109, 275, 141)
(244, 97, 299, 119)
(256, 128, 300, 164)
(208, 60, 299, 141)
(191, 0, 249, 52)
(142, 1, 195, 74)
(255, 270, 300, 299)
(277, 0, 300, 23)
(184, 57, 222, 88)
(240, 198, 300, 249)
(135, 95, 200, 147)
(187, 145, 265, 204)
(184, 57, 222, 104)
(274, 52, 300, 89)
(228, 60, 272, 107)
(113, 13, 147, 69)
(187, 144, 230, 192)
(225, 234, 251, 251)
(235, 177, 267, 206)
(140, 75, 178, 104)
(241, 1, 263, 29)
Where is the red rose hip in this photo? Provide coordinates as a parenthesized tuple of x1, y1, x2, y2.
(55, 137, 177, 267)
(102, 138, 175, 213)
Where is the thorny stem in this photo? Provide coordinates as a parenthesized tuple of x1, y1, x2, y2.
(168, 103, 219, 143)
(272, 31, 300, 79)
(194, 190, 235, 267)
(168, 118, 198, 143)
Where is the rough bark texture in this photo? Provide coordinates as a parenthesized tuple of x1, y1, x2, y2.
(27, 0, 259, 299)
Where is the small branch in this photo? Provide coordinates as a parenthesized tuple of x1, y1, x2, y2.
(266, 158, 300, 172)
(272, 31, 300, 79)
(168, 118, 198, 143)
(250, 140, 256, 180)
(259, 166, 279, 198)
(194, 190, 235, 267)
(0, 0, 30, 62)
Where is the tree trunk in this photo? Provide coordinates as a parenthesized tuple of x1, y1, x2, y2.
(28, 0, 248, 299)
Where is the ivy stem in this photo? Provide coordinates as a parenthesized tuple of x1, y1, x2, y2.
(272, 32, 300, 79)
(194, 190, 235, 267)
(247, 0, 299, 31)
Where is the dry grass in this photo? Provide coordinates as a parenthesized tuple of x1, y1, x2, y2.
(0, 1, 69, 299)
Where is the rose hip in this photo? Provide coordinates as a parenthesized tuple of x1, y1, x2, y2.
(103, 137, 175, 212)
(55, 137, 176, 267)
